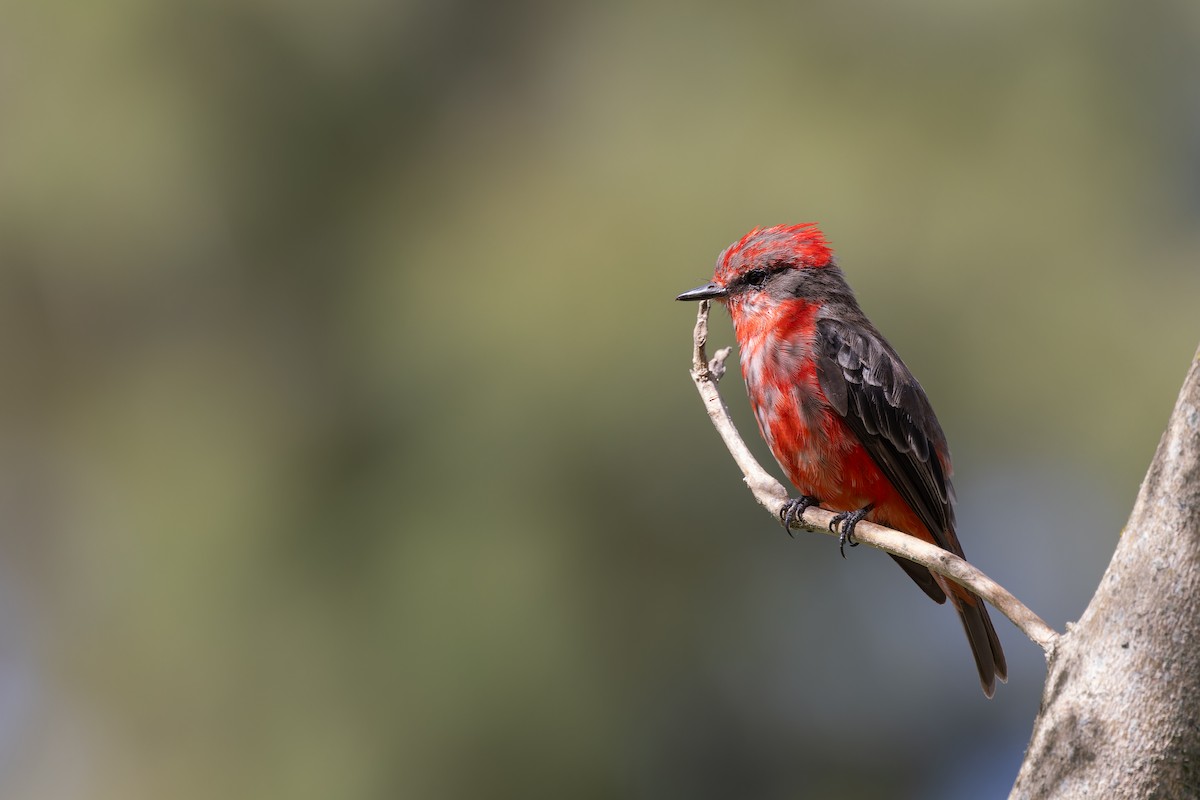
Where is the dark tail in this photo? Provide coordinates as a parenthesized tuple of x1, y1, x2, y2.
(953, 594, 1007, 698)
(889, 557, 1007, 695)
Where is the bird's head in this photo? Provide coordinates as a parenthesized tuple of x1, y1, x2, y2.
(676, 224, 842, 318)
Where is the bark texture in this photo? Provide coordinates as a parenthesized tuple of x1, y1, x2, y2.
(1010, 347, 1200, 799)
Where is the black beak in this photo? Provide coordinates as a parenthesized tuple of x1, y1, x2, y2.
(675, 282, 727, 302)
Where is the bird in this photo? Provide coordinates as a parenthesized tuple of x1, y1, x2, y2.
(676, 223, 1006, 697)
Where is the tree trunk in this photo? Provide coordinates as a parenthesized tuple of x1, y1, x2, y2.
(1010, 347, 1200, 799)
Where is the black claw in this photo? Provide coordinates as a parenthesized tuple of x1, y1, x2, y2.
(830, 506, 873, 558)
(779, 496, 820, 538)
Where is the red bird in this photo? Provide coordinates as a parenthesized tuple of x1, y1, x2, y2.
(677, 224, 1006, 697)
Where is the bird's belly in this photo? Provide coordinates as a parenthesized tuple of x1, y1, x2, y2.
(742, 331, 902, 514)
(752, 383, 897, 514)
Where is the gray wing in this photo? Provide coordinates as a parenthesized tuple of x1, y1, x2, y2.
(814, 316, 963, 559)
(816, 317, 1008, 694)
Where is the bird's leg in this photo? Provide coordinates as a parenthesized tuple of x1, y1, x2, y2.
(778, 496, 820, 538)
(829, 505, 873, 558)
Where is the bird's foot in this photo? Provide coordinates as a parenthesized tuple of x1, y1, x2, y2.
(778, 496, 820, 537)
(829, 506, 873, 558)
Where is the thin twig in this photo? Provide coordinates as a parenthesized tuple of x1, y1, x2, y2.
(687, 300, 1059, 654)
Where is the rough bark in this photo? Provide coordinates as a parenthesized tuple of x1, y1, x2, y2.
(1010, 346, 1200, 799)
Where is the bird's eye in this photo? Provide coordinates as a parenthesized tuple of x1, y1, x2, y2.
(744, 269, 768, 288)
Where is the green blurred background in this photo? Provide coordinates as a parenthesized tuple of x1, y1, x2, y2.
(1, 1, 1198, 798)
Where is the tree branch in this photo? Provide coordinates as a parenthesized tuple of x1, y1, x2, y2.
(686, 300, 1059, 653)
(1009, 344, 1200, 799)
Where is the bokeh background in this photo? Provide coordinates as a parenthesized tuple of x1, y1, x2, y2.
(1, 1, 1199, 798)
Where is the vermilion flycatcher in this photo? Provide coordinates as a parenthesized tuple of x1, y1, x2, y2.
(677, 223, 1006, 697)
